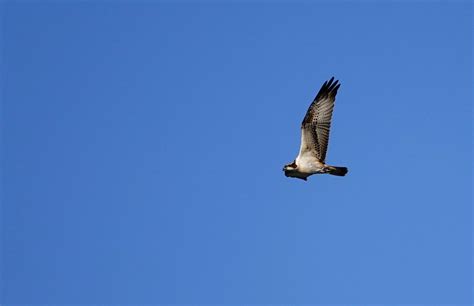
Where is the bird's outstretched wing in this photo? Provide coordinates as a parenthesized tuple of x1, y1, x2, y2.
(297, 77, 340, 163)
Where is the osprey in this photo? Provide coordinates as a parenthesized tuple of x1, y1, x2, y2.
(283, 77, 348, 181)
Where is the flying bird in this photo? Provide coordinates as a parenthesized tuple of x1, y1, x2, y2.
(283, 77, 348, 181)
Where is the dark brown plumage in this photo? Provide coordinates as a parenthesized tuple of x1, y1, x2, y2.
(301, 77, 340, 163)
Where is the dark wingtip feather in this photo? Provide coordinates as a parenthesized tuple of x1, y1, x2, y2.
(302, 76, 341, 126)
(313, 76, 341, 101)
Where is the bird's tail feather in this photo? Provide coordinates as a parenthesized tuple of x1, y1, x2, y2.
(326, 166, 348, 176)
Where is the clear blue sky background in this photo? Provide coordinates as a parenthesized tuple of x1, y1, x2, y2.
(1, 1, 472, 304)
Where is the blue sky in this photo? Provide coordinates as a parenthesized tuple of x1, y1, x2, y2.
(1, 1, 472, 304)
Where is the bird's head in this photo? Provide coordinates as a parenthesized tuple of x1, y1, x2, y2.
(283, 160, 297, 176)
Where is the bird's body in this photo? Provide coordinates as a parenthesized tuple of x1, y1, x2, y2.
(283, 77, 348, 181)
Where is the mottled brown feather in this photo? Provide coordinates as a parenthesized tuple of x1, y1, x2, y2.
(301, 77, 340, 162)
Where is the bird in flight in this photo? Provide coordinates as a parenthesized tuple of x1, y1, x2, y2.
(283, 77, 348, 181)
